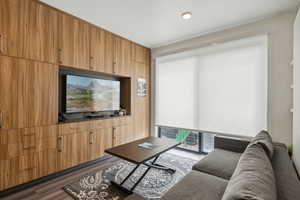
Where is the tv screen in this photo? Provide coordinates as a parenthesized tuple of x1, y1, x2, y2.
(66, 75, 120, 113)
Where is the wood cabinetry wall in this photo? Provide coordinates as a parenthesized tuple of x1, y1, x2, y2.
(0, 0, 151, 191)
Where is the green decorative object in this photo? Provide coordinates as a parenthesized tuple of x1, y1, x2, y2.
(288, 145, 293, 157)
(176, 130, 190, 143)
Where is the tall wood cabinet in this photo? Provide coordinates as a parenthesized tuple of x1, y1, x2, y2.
(132, 60, 151, 140)
(0, 0, 58, 64)
(58, 13, 90, 69)
(131, 43, 151, 140)
(0, 56, 58, 130)
(0, 0, 151, 191)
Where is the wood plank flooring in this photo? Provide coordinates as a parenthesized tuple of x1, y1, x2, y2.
(2, 156, 119, 200)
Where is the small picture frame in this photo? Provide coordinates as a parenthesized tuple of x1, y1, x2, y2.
(137, 78, 147, 97)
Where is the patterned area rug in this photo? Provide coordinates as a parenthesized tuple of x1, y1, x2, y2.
(64, 153, 198, 200)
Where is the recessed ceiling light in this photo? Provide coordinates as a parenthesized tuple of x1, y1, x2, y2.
(181, 12, 192, 20)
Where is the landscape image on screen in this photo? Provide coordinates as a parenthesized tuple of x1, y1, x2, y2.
(66, 75, 120, 113)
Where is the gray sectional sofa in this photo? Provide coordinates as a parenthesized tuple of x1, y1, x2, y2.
(126, 132, 300, 200)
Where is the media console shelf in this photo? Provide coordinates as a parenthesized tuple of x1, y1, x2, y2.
(59, 114, 131, 124)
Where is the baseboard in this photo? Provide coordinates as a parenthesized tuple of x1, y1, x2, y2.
(174, 146, 208, 155)
(0, 155, 113, 198)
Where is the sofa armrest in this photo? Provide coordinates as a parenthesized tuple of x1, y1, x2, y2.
(214, 136, 250, 153)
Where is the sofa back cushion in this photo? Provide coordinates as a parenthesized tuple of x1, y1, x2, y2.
(222, 143, 277, 200)
(214, 136, 250, 153)
(251, 130, 274, 158)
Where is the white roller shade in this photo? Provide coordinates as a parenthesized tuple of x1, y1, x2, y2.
(156, 35, 268, 137)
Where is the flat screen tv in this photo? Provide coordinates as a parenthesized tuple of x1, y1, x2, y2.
(65, 74, 120, 113)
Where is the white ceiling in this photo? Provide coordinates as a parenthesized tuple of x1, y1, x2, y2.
(40, 0, 300, 48)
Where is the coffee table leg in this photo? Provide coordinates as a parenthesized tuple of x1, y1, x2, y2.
(130, 154, 169, 191)
(114, 163, 151, 193)
(130, 165, 151, 191)
(120, 164, 140, 185)
(114, 154, 176, 192)
(151, 154, 160, 164)
(145, 154, 176, 174)
(110, 164, 141, 194)
(122, 155, 159, 192)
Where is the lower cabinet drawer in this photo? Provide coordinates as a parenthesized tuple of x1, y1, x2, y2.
(0, 126, 58, 160)
(112, 116, 132, 126)
(90, 120, 105, 130)
(0, 149, 58, 191)
(0, 153, 38, 190)
(59, 123, 78, 135)
(76, 122, 91, 133)
(59, 122, 92, 135)
(0, 136, 57, 160)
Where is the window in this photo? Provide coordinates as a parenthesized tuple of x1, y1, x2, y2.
(156, 35, 268, 137)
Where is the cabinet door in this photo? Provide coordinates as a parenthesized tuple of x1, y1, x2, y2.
(58, 13, 90, 69)
(36, 149, 58, 177)
(0, 56, 21, 129)
(113, 125, 133, 146)
(132, 62, 150, 140)
(114, 37, 132, 76)
(104, 127, 113, 152)
(30, 62, 58, 127)
(0, 0, 58, 63)
(132, 43, 150, 65)
(57, 132, 89, 170)
(89, 127, 113, 160)
(0, 56, 58, 129)
(36, 3, 59, 64)
(90, 26, 114, 73)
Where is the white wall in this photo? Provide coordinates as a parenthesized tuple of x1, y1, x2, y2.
(293, 8, 300, 173)
(152, 10, 297, 145)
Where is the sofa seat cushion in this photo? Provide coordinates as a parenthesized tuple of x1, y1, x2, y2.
(162, 170, 228, 200)
(272, 143, 300, 200)
(222, 143, 277, 200)
(192, 148, 242, 180)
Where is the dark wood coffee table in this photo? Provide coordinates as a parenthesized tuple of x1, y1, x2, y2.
(105, 137, 181, 193)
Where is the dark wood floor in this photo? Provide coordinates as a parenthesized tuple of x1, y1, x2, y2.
(2, 157, 119, 200)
